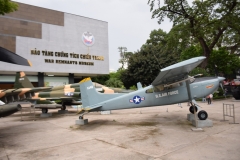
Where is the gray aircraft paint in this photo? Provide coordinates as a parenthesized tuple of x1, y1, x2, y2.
(79, 57, 225, 113)
(80, 77, 222, 111)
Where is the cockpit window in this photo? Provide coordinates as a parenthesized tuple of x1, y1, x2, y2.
(153, 85, 165, 92)
(146, 87, 154, 93)
(168, 83, 178, 89)
(168, 82, 183, 89)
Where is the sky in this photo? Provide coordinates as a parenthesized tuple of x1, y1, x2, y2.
(14, 0, 173, 71)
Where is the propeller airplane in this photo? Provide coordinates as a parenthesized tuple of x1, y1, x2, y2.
(77, 56, 225, 121)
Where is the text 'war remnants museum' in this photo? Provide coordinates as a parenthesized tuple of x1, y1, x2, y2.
(0, 2, 109, 89)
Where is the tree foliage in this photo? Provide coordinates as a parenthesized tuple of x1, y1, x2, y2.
(0, 0, 18, 15)
(181, 45, 240, 77)
(208, 48, 240, 77)
(105, 78, 124, 88)
(91, 70, 126, 87)
(189, 67, 211, 77)
(148, 0, 240, 68)
(120, 29, 179, 88)
(180, 45, 202, 61)
(91, 75, 110, 85)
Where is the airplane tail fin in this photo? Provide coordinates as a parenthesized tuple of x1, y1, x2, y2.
(79, 78, 102, 107)
(137, 82, 143, 90)
(79, 78, 126, 109)
(14, 72, 34, 88)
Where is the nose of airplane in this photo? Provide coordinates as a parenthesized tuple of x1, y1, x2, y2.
(218, 77, 225, 82)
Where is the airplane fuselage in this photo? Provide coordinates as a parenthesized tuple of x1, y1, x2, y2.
(94, 77, 221, 111)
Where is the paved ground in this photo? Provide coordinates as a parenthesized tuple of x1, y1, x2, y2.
(0, 98, 239, 160)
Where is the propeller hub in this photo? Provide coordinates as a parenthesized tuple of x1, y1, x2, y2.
(218, 77, 225, 82)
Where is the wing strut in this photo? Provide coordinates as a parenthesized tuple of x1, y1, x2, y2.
(186, 80, 198, 127)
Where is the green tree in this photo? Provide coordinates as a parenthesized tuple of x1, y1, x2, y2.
(180, 45, 202, 61)
(166, 24, 193, 60)
(119, 69, 134, 89)
(121, 44, 178, 89)
(0, 0, 18, 15)
(189, 67, 211, 77)
(109, 69, 124, 79)
(148, 0, 240, 68)
(105, 78, 124, 88)
(120, 29, 179, 88)
(207, 48, 240, 77)
(181, 45, 212, 76)
(91, 75, 110, 85)
(146, 29, 168, 46)
(91, 70, 125, 87)
(180, 45, 240, 77)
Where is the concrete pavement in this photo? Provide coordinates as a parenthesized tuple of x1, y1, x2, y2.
(0, 98, 239, 160)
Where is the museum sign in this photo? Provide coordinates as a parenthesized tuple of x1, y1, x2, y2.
(30, 49, 104, 66)
(29, 31, 104, 66)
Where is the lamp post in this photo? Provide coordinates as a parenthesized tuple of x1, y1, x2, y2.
(118, 47, 127, 69)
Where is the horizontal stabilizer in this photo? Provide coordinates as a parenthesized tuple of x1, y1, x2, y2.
(77, 104, 102, 114)
(84, 104, 102, 111)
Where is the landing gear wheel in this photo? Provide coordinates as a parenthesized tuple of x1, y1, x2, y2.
(79, 116, 83, 119)
(42, 108, 48, 113)
(62, 104, 66, 110)
(189, 106, 198, 114)
(198, 110, 208, 120)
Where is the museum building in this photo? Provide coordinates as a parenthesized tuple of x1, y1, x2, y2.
(0, 2, 109, 88)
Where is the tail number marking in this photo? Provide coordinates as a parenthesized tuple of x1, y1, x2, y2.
(87, 86, 93, 90)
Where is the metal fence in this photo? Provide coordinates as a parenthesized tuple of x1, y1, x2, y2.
(221, 103, 239, 124)
(20, 105, 37, 121)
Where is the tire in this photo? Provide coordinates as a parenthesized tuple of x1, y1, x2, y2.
(189, 106, 198, 114)
(42, 108, 48, 113)
(198, 110, 208, 120)
(79, 116, 83, 119)
(62, 105, 66, 110)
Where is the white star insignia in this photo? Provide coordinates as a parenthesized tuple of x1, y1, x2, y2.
(134, 97, 140, 103)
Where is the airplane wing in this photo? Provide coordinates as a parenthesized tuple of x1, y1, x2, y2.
(0, 47, 32, 66)
(23, 87, 52, 92)
(0, 87, 52, 103)
(152, 57, 206, 86)
(11, 87, 52, 96)
(1, 87, 51, 97)
(30, 97, 80, 101)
